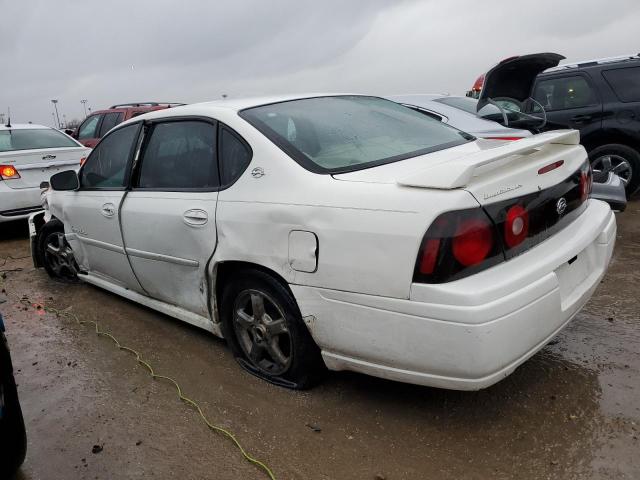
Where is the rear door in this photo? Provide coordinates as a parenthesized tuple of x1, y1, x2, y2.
(120, 118, 220, 317)
(532, 73, 603, 134)
(76, 114, 103, 148)
(58, 122, 142, 290)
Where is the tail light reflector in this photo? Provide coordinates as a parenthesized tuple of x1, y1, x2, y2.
(579, 164, 592, 202)
(0, 165, 20, 180)
(503, 204, 529, 248)
(452, 218, 494, 266)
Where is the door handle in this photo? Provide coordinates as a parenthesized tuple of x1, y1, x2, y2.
(100, 203, 116, 218)
(183, 209, 208, 226)
(571, 114, 592, 123)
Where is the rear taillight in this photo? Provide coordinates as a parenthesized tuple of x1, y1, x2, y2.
(0, 165, 20, 180)
(414, 208, 503, 283)
(503, 204, 529, 248)
(579, 163, 592, 202)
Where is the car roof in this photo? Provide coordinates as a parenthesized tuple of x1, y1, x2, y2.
(0, 123, 53, 131)
(543, 53, 640, 74)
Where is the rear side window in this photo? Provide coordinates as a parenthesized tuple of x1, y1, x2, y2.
(602, 67, 640, 102)
(0, 128, 79, 152)
(98, 112, 124, 137)
(80, 124, 139, 189)
(219, 127, 252, 185)
(533, 76, 597, 111)
(78, 115, 101, 140)
(137, 121, 218, 190)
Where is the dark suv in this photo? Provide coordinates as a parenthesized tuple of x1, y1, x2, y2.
(71, 102, 184, 148)
(472, 53, 640, 196)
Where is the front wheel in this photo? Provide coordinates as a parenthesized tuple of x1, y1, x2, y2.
(589, 144, 640, 197)
(37, 219, 79, 282)
(220, 270, 325, 389)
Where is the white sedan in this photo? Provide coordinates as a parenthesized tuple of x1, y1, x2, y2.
(29, 95, 615, 390)
(0, 123, 90, 223)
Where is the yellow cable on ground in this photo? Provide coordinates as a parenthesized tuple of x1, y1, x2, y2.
(0, 265, 277, 480)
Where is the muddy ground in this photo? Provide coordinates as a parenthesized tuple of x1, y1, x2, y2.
(0, 201, 638, 480)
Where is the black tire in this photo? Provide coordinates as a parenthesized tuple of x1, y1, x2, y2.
(588, 144, 640, 197)
(37, 219, 79, 282)
(0, 333, 27, 478)
(220, 269, 325, 389)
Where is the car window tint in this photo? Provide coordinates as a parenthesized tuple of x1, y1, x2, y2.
(602, 66, 640, 102)
(80, 124, 138, 189)
(219, 127, 251, 185)
(0, 129, 79, 152)
(98, 112, 124, 137)
(533, 76, 597, 111)
(137, 121, 218, 189)
(77, 115, 101, 139)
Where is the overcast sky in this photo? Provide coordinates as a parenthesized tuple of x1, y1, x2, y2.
(1, 0, 639, 126)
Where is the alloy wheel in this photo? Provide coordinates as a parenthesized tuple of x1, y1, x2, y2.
(43, 232, 78, 280)
(232, 289, 293, 376)
(592, 154, 633, 187)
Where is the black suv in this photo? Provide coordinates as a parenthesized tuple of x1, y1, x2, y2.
(474, 53, 640, 196)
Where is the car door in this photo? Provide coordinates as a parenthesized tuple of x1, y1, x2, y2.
(531, 73, 603, 135)
(76, 114, 104, 148)
(58, 122, 143, 290)
(119, 118, 220, 318)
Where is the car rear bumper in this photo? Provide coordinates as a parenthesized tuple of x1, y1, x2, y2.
(0, 184, 41, 222)
(292, 199, 616, 390)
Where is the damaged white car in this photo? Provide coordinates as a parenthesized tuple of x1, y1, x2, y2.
(29, 95, 616, 390)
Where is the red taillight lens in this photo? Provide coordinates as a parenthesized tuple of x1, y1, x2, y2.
(418, 239, 441, 274)
(579, 164, 592, 202)
(452, 218, 494, 267)
(504, 204, 529, 248)
(0, 165, 20, 179)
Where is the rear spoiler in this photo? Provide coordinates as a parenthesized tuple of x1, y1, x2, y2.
(397, 130, 580, 189)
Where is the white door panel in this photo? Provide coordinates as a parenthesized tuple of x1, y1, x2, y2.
(59, 190, 141, 290)
(120, 192, 218, 317)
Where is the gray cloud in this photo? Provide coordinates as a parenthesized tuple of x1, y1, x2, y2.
(1, 0, 638, 125)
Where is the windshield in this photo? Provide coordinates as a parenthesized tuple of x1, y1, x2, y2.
(240, 96, 474, 173)
(0, 128, 79, 152)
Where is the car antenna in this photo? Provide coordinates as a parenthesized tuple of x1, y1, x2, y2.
(5, 107, 11, 128)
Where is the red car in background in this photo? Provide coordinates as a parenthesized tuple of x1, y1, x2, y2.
(71, 102, 184, 148)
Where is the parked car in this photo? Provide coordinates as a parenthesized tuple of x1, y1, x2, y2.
(387, 94, 533, 140)
(0, 122, 90, 223)
(72, 102, 184, 148)
(30, 95, 615, 391)
(0, 312, 28, 478)
(388, 94, 626, 211)
(470, 53, 640, 196)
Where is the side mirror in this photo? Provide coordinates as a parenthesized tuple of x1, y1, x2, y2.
(39, 181, 50, 190)
(50, 170, 80, 191)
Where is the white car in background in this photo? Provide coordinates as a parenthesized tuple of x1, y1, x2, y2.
(29, 95, 615, 390)
(0, 123, 90, 222)
(387, 94, 533, 140)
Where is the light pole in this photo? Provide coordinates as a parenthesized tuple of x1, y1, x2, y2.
(81, 99, 88, 117)
(51, 99, 61, 128)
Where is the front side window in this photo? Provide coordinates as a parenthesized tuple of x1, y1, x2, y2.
(240, 96, 473, 173)
(80, 124, 139, 188)
(0, 128, 79, 152)
(137, 121, 218, 189)
(533, 76, 597, 111)
(78, 115, 101, 140)
(219, 127, 252, 185)
(602, 66, 640, 103)
(98, 112, 124, 137)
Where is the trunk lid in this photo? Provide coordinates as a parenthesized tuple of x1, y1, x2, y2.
(477, 53, 565, 110)
(0, 146, 89, 189)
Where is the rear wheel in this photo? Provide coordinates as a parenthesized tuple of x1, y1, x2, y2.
(220, 269, 325, 389)
(38, 219, 79, 282)
(589, 144, 640, 196)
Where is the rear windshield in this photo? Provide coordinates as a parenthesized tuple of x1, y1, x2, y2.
(0, 128, 79, 152)
(433, 96, 480, 114)
(240, 96, 473, 173)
